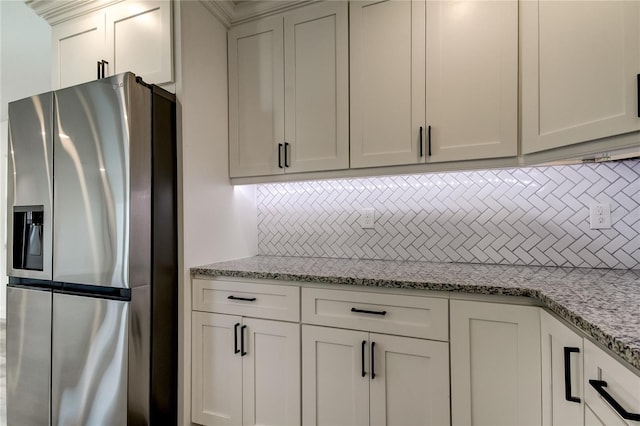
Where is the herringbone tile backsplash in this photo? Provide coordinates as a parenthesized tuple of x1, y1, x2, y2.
(257, 160, 640, 269)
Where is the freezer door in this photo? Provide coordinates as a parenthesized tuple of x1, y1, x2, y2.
(7, 286, 52, 425)
(51, 292, 129, 426)
(53, 73, 151, 288)
(7, 93, 53, 280)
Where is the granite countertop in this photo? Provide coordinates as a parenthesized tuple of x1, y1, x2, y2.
(192, 255, 640, 371)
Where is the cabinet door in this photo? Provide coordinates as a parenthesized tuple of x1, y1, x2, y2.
(583, 339, 640, 426)
(242, 318, 300, 426)
(540, 311, 584, 425)
(192, 312, 243, 426)
(369, 334, 450, 426)
(283, 2, 349, 173)
(585, 404, 607, 426)
(229, 16, 285, 177)
(105, 0, 173, 84)
(425, 0, 517, 162)
(450, 300, 542, 426)
(52, 13, 106, 89)
(302, 325, 369, 426)
(350, 0, 426, 168)
(521, 1, 640, 154)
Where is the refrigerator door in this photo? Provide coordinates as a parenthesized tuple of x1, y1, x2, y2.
(51, 292, 129, 426)
(6, 286, 52, 425)
(7, 93, 53, 280)
(53, 73, 151, 288)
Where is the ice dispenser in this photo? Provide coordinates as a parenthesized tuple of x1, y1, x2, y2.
(13, 206, 44, 271)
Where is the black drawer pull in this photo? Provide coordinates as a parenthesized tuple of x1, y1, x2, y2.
(351, 307, 387, 316)
(234, 322, 240, 354)
(419, 126, 423, 157)
(563, 347, 581, 403)
(278, 143, 283, 168)
(361, 340, 366, 377)
(428, 125, 432, 156)
(228, 295, 257, 302)
(589, 379, 640, 421)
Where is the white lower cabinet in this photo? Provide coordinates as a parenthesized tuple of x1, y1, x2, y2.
(450, 300, 542, 426)
(584, 339, 640, 425)
(191, 278, 301, 426)
(301, 324, 450, 426)
(540, 310, 585, 425)
(192, 312, 300, 426)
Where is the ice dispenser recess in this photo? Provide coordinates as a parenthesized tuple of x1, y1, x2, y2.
(13, 205, 44, 271)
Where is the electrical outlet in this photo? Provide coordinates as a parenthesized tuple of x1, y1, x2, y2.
(360, 208, 375, 229)
(589, 203, 611, 229)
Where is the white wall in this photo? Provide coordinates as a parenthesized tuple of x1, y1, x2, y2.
(0, 0, 52, 319)
(175, 1, 258, 423)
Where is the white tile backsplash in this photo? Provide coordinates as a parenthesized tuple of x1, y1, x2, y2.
(257, 160, 640, 269)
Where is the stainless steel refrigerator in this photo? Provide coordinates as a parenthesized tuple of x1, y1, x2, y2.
(6, 72, 178, 425)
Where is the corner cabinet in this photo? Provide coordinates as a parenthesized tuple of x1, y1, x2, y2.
(228, 2, 349, 178)
(52, 0, 173, 89)
(349, 0, 517, 168)
(521, 0, 640, 155)
(191, 279, 301, 426)
(450, 300, 542, 426)
(540, 310, 585, 425)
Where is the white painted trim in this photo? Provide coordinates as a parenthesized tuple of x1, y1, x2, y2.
(26, 0, 125, 25)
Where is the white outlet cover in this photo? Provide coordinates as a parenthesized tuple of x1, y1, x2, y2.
(589, 203, 611, 230)
(360, 208, 375, 229)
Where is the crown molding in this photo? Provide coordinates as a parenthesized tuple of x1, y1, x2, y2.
(26, 0, 125, 25)
(199, 0, 316, 28)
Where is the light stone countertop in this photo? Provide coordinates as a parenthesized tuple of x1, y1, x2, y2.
(192, 255, 640, 371)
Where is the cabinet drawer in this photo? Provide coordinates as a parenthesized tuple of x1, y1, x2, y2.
(193, 279, 300, 322)
(301, 287, 448, 341)
(584, 339, 640, 425)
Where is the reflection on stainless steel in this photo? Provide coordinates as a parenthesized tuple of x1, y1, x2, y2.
(52, 293, 128, 426)
(128, 286, 150, 424)
(7, 93, 53, 280)
(7, 287, 52, 425)
(53, 75, 129, 288)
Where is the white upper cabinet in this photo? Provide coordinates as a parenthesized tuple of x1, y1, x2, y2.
(51, 0, 173, 89)
(350, 0, 426, 168)
(425, 0, 517, 163)
(229, 2, 349, 178)
(284, 2, 349, 173)
(521, 0, 640, 154)
(52, 14, 107, 89)
(228, 16, 285, 178)
(106, 1, 173, 84)
(350, 0, 517, 169)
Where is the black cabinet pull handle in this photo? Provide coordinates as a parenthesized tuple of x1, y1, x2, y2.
(278, 143, 283, 168)
(240, 325, 247, 356)
(234, 322, 240, 354)
(371, 341, 376, 379)
(284, 142, 290, 167)
(97, 60, 109, 79)
(563, 347, 581, 403)
(419, 126, 423, 157)
(361, 340, 366, 377)
(637, 74, 639, 118)
(351, 307, 387, 316)
(589, 379, 640, 421)
(428, 125, 432, 156)
(228, 295, 257, 302)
